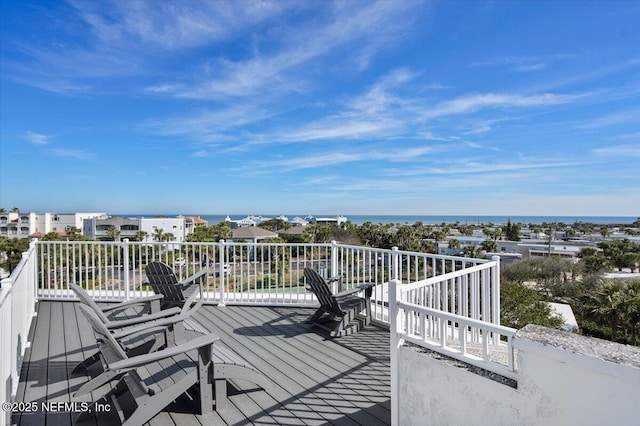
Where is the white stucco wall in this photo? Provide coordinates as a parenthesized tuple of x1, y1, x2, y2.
(398, 347, 521, 426)
(140, 217, 186, 243)
(398, 325, 640, 426)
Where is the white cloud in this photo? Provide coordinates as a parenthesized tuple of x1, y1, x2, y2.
(593, 144, 640, 157)
(25, 131, 50, 144)
(576, 109, 640, 130)
(166, 2, 419, 100)
(422, 93, 588, 119)
(512, 63, 545, 72)
(50, 149, 96, 161)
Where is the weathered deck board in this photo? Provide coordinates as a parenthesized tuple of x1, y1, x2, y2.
(16, 301, 391, 425)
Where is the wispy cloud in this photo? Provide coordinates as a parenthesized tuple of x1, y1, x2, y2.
(25, 131, 50, 144)
(5, 1, 294, 94)
(576, 108, 640, 130)
(593, 144, 640, 157)
(240, 144, 436, 173)
(49, 149, 96, 161)
(155, 2, 420, 100)
(383, 158, 593, 177)
(421, 92, 588, 119)
(511, 63, 545, 72)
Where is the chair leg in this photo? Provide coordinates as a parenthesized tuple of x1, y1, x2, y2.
(74, 369, 123, 398)
(305, 308, 324, 324)
(363, 298, 372, 326)
(72, 351, 101, 374)
(76, 379, 127, 423)
(215, 379, 227, 409)
(198, 344, 214, 414)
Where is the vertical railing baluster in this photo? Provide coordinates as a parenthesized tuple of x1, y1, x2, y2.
(123, 239, 130, 301)
(218, 239, 226, 306)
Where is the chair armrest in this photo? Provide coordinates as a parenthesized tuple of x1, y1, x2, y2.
(180, 288, 204, 316)
(109, 332, 220, 371)
(179, 268, 207, 287)
(336, 286, 366, 297)
(336, 282, 374, 298)
(111, 292, 202, 337)
(358, 282, 375, 290)
(103, 306, 181, 329)
(100, 294, 164, 313)
(110, 324, 169, 340)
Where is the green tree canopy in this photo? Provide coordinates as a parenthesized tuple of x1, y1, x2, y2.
(500, 280, 563, 329)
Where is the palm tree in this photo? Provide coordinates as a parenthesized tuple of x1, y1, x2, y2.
(622, 281, 640, 345)
(458, 225, 474, 237)
(152, 228, 165, 242)
(394, 225, 415, 250)
(600, 227, 610, 240)
(464, 245, 484, 258)
(483, 227, 502, 242)
(430, 230, 447, 251)
(587, 280, 625, 341)
(135, 230, 148, 242)
(105, 226, 121, 242)
(448, 238, 461, 254)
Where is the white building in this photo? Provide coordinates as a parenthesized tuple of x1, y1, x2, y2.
(139, 217, 187, 245)
(0, 211, 106, 239)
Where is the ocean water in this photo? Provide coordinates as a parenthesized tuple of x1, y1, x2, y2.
(122, 214, 638, 226)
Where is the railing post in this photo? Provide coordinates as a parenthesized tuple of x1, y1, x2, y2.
(123, 239, 130, 301)
(491, 255, 500, 325)
(218, 239, 226, 307)
(391, 246, 399, 282)
(330, 240, 338, 278)
(389, 279, 402, 426)
(30, 239, 39, 299)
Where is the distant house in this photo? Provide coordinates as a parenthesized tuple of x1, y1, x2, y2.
(184, 215, 208, 235)
(0, 211, 106, 239)
(229, 226, 278, 243)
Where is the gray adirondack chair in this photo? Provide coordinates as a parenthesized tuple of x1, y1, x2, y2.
(145, 261, 207, 308)
(303, 268, 374, 337)
(70, 283, 202, 374)
(74, 305, 270, 425)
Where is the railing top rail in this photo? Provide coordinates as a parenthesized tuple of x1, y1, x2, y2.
(399, 260, 499, 294)
(398, 300, 516, 336)
(393, 248, 491, 263)
(34, 240, 490, 263)
(332, 242, 492, 262)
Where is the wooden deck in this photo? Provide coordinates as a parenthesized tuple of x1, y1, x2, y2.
(14, 301, 390, 425)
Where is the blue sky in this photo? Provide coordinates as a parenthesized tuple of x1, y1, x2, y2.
(1, 1, 639, 216)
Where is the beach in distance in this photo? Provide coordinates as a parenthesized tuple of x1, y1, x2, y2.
(119, 214, 639, 226)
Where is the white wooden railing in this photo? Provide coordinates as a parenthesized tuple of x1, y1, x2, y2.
(2, 239, 506, 426)
(1, 241, 38, 426)
(33, 240, 492, 323)
(389, 256, 515, 426)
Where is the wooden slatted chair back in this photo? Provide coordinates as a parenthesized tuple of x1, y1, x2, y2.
(304, 268, 342, 316)
(70, 283, 110, 324)
(145, 261, 186, 303)
(78, 304, 128, 362)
